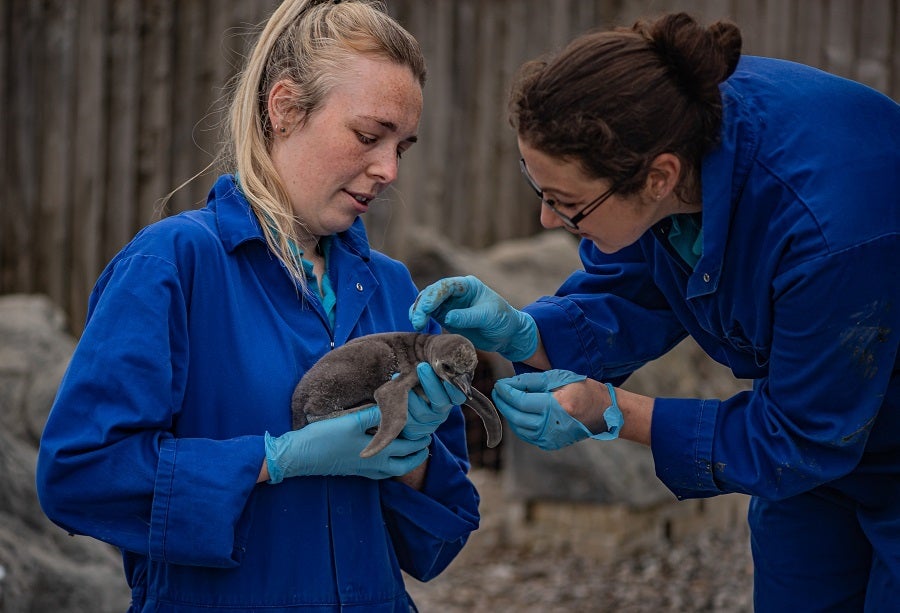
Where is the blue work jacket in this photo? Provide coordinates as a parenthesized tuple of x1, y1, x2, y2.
(36, 175, 480, 612)
(526, 57, 900, 509)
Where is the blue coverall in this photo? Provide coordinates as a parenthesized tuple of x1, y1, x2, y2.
(36, 175, 480, 612)
(524, 57, 900, 610)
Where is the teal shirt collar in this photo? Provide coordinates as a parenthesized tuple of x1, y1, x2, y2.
(288, 237, 337, 328)
(667, 213, 703, 269)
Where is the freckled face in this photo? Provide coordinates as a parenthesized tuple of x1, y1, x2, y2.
(270, 55, 423, 237)
(518, 139, 666, 254)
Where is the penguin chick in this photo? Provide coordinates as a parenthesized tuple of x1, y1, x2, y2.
(291, 332, 502, 458)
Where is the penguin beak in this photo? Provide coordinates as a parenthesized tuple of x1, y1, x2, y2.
(451, 372, 473, 396)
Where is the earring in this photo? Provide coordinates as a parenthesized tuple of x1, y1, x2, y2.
(280, 126, 286, 133)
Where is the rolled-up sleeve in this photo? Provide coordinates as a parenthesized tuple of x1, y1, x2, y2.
(651, 396, 722, 499)
(149, 436, 263, 566)
(37, 252, 263, 567)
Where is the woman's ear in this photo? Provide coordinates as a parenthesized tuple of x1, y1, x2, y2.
(268, 79, 303, 135)
(643, 153, 681, 202)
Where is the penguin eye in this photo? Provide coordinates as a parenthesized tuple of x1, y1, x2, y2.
(432, 361, 449, 379)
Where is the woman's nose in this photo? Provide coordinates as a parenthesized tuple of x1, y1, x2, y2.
(540, 203, 564, 229)
(367, 149, 399, 184)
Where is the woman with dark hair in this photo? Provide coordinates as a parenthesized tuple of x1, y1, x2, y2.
(412, 12, 900, 610)
(37, 1, 479, 610)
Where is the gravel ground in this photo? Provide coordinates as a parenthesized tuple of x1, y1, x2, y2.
(405, 470, 754, 612)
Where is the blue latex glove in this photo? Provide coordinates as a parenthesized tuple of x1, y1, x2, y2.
(491, 370, 623, 451)
(265, 405, 430, 483)
(400, 362, 468, 441)
(409, 275, 539, 362)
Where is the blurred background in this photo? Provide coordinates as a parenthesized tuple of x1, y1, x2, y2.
(1, 1, 898, 611)
(3, 0, 898, 335)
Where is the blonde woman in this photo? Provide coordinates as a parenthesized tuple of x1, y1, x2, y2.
(37, 1, 479, 611)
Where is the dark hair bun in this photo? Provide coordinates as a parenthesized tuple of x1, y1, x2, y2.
(707, 19, 743, 79)
(637, 12, 742, 103)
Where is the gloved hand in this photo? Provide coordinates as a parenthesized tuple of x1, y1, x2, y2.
(409, 275, 539, 362)
(265, 405, 429, 483)
(400, 362, 468, 441)
(491, 370, 623, 451)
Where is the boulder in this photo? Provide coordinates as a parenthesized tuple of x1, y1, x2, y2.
(402, 228, 750, 508)
(0, 295, 130, 612)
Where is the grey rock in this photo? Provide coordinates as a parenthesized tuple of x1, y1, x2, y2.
(401, 229, 751, 509)
(0, 295, 130, 613)
(0, 295, 75, 445)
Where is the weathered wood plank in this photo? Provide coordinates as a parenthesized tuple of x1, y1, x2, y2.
(446, 0, 477, 245)
(470, 0, 501, 247)
(893, 0, 900, 99)
(136, 0, 174, 228)
(762, 0, 794, 59)
(5, 0, 42, 294)
(37, 0, 77, 309)
(105, 0, 141, 261)
(69, 0, 109, 330)
(794, 0, 826, 69)
(695, 0, 734, 23)
(169, 0, 208, 214)
(416, 0, 453, 230)
(856, 0, 892, 92)
(825, 0, 858, 79)
(497, 0, 534, 241)
(0, 0, 12, 292)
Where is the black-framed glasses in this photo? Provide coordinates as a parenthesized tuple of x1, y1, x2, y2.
(519, 158, 618, 230)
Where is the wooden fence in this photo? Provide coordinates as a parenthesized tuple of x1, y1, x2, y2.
(3, 0, 899, 333)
